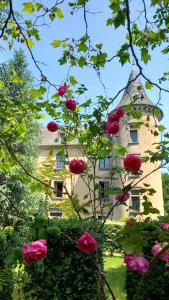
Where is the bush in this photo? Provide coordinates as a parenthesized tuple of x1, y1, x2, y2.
(126, 221, 169, 300)
(0, 228, 14, 300)
(104, 221, 123, 256)
(23, 218, 104, 300)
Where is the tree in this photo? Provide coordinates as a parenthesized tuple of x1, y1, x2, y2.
(0, 1, 169, 300)
(162, 173, 169, 214)
(0, 50, 42, 225)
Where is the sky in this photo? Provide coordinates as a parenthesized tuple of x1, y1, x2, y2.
(1, 0, 169, 131)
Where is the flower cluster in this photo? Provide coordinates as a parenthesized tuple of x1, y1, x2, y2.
(151, 243, 169, 262)
(47, 85, 77, 132)
(124, 254, 150, 273)
(106, 107, 125, 135)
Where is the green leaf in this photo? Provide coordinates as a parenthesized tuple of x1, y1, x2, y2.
(78, 56, 87, 68)
(22, 2, 34, 14)
(145, 81, 153, 89)
(113, 10, 126, 29)
(53, 7, 64, 19)
(69, 75, 78, 85)
(141, 48, 151, 64)
(35, 2, 43, 11)
(51, 39, 61, 48)
(27, 38, 34, 49)
(106, 18, 113, 26)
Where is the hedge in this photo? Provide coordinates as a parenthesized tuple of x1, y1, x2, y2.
(23, 218, 104, 300)
(104, 221, 123, 255)
(126, 221, 169, 300)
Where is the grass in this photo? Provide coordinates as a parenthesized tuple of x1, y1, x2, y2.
(104, 256, 126, 300)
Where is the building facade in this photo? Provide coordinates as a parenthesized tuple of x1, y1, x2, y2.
(38, 68, 164, 220)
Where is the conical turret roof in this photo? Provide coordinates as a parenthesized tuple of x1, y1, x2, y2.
(117, 67, 154, 107)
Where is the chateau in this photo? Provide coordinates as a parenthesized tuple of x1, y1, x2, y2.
(38, 67, 164, 220)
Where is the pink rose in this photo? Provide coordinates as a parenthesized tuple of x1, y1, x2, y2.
(115, 192, 130, 201)
(115, 107, 125, 119)
(160, 223, 169, 230)
(124, 254, 150, 273)
(77, 232, 97, 253)
(107, 121, 120, 135)
(22, 240, 47, 263)
(65, 99, 76, 111)
(151, 243, 169, 262)
(69, 159, 86, 174)
(108, 113, 119, 123)
(47, 121, 59, 132)
(58, 85, 67, 96)
(123, 154, 142, 172)
(126, 220, 134, 226)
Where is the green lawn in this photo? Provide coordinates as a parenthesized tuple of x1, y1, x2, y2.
(104, 256, 126, 300)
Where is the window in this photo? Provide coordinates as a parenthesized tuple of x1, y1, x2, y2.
(53, 181, 63, 198)
(130, 189, 140, 212)
(129, 124, 138, 144)
(59, 133, 65, 142)
(99, 156, 110, 170)
(49, 209, 63, 218)
(98, 181, 109, 200)
(56, 153, 65, 170)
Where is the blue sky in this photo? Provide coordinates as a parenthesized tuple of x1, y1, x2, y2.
(2, 0, 169, 130)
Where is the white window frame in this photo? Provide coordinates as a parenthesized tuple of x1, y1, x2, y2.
(130, 188, 141, 214)
(99, 156, 111, 170)
(56, 153, 65, 170)
(128, 123, 139, 144)
(53, 180, 64, 199)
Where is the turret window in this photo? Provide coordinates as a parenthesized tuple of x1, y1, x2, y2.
(129, 124, 138, 144)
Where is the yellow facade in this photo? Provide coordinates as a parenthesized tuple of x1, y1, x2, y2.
(38, 69, 164, 220)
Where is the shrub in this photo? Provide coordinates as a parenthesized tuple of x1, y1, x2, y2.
(126, 221, 169, 300)
(104, 221, 123, 256)
(23, 218, 104, 300)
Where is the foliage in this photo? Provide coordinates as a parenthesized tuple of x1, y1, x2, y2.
(162, 173, 169, 214)
(124, 221, 169, 300)
(22, 218, 104, 300)
(104, 222, 123, 256)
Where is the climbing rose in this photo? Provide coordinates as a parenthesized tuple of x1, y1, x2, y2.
(124, 254, 150, 273)
(65, 99, 76, 111)
(22, 240, 47, 263)
(47, 121, 59, 132)
(107, 121, 120, 135)
(77, 232, 97, 253)
(160, 223, 169, 230)
(151, 243, 169, 262)
(126, 220, 134, 226)
(69, 159, 85, 174)
(58, 85, 67, 96)
(115, 192, 130, 201)
(123, 154, 142, 172)
(115, 107, 125, 119)
(108, 113, 119, 123)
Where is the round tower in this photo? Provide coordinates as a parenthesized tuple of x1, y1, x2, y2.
(112, 66, 164, 221)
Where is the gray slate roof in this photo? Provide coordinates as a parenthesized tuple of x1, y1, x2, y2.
(39, 126, 60, 146)
(117, 68, 155, 108)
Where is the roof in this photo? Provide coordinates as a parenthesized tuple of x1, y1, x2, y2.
(115, 66, 163, 121)
(117, 67, 154, 107)
(39, 126, 79, 146)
